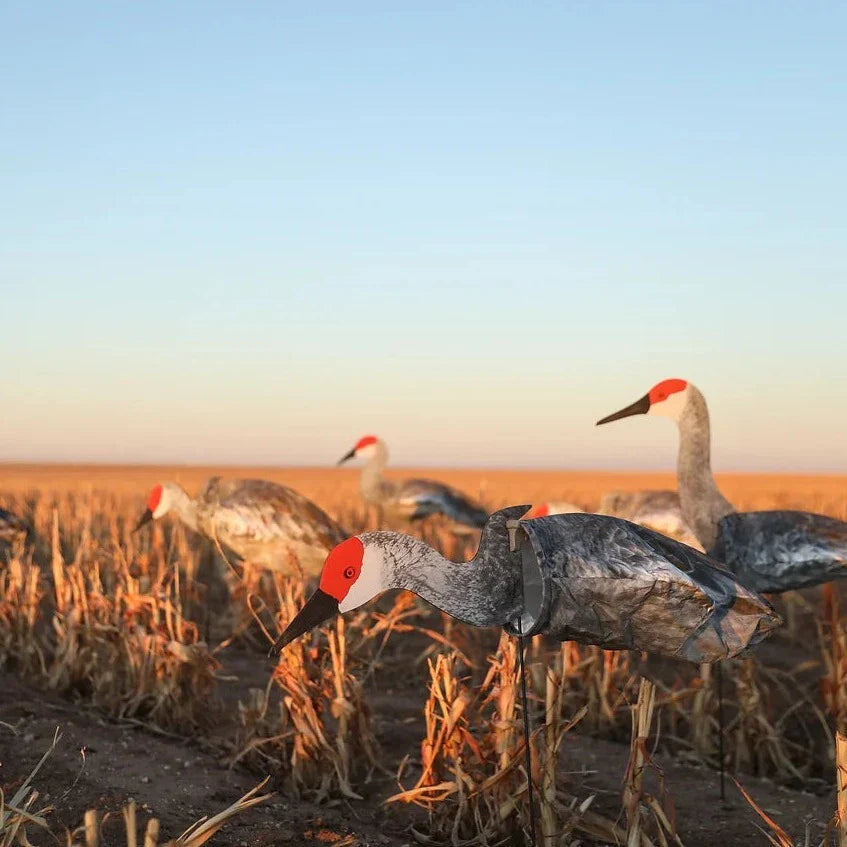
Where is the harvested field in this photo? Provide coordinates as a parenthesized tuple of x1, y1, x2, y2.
(0, 464, 844, 846)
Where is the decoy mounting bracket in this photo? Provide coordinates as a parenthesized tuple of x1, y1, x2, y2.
(503, 518, 548, 638)
(506, 518, 521, 552)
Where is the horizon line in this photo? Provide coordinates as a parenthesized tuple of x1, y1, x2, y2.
(1, 459, 846, 478)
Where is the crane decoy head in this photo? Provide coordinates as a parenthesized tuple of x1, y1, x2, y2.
(270, 535, 382, 652)
(596, 378, 689, 426)
(133, 483, 176, 532)
(337, 434, 381, 465)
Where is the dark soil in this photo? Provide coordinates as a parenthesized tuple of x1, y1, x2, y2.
(0, 644, 834, 847)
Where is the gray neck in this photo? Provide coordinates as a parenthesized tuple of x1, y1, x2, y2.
(366, 507, 523, 627)
(169, 486, 199, 533)
(360, 441, 394, 504)
(676, 386, 735, 551)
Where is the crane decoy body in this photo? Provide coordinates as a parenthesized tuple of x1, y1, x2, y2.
(338, 435, 488, 529)
(598, 489, 699, 547)
(0, 506, 29, 546)
(597, 379, 847, 593)
(530, 492, 697, 546)
(525, 501, 584, 518)
(134, 477, 348, 577)
(272, 506, 780, 663)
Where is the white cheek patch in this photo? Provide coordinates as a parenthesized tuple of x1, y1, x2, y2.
(356, 443, 378, 460)
(338, 546, 386, 612)
(647, 389, 687, 422)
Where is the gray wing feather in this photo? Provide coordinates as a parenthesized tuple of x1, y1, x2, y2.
(600, 490, 694, 539)
(600, 489, 681, 516)
(0, 507, 28, 543)
(397, 479, 488, 528)
(711, 510, 847, 593)
(518, 513, 778, 662)
(198, 478, 348, 560)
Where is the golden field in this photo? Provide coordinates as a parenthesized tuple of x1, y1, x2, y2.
(1, 463, 845, 847)
(3, 462, 847, 516)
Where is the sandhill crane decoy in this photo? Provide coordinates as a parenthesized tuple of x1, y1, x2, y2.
(134, 477, 348, 577)
(338, 435, 488, 530)
(525, 501, 584, 518)
(527, 491, 698, 545)
(272, 506, 780, 662)
(597, 379, 847, 593)
(0, 505, 29, 546)
(598, 489, 699, 547)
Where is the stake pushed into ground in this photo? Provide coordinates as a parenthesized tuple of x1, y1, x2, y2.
(716, 660, 726, 801)
(517, 617, 538, 847)
(509, 514, 538, 847)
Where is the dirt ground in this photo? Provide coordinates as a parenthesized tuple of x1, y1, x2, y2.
(0, 653, 834, 847)
(1, 464, 844, 845)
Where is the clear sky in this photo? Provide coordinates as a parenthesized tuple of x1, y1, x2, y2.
(2, 2, 846, 470)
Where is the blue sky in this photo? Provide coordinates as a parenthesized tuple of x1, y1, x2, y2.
(2, 2, 846, 469)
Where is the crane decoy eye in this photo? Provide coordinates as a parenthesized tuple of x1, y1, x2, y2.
(343, 566, 356, 579)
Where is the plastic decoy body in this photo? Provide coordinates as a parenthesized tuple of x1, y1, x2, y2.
(599, 489, 699, 547)
(338, 435, 488, 529)
(134, 477, 348, 577)
(525, 501, 584, 518)
(530, 491, 697, 546)
(272, 506, 779, 663)
(0, 506, 29, 546)
(597, 378, 847, 593)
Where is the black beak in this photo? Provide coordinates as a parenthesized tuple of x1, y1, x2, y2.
(596, 393, 651, 426)
(337, 448, 356, 465)
(133, 509, 153, 533)
(269, 588, 339, 655)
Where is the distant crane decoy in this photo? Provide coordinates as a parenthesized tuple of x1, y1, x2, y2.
(597, 378, 847, 593)
(598, 489, 698, 546)
(527, 491, 697, 545)
(134, 477, 348, 577)
(0, 505, 29, 546)
(272, 505, 779, 662)
(338, 435, 488, 530)
(525, 501, 584, 518)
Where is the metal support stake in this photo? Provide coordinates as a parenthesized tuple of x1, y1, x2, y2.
(508, 518, 538, 847)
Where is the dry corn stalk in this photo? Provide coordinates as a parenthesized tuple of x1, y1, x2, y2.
(651, 656, 823, 783)
(390, 633, 609, 846)
(0, 553, 46, 675)
(688, 662, 716, 762)
(232, 574, 381, 801)
(388, 643, 519, 843)
(731, 659, 806, 781)
(0, 729, 58, 847)
(552, 641, 638, 733)
(276, 614, 381, 800)
(0, 493, 222, 734)
(623, 678, 683, 847)
(47, 549, 221, 731)
(733, 778, 795, 847)
(837, 731, 847, 847)
(820, 584, 847, 734)
(540, 656, 587, 846)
